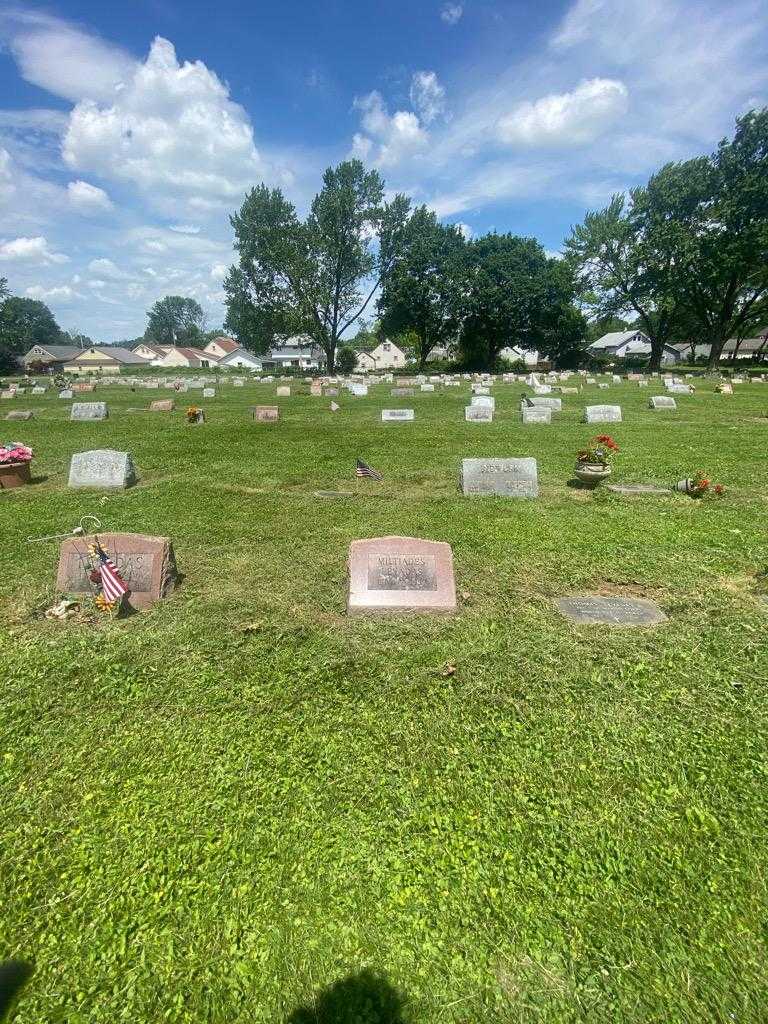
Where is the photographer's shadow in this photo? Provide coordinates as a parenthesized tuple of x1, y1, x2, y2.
(286, 969, 409, 1024)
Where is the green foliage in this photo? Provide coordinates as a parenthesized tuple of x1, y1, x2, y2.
(336, 345, 357, 374)
(1, 378, 767, 1022)
(0, 292, 61, 373)
(229, 160, 411, 372)
(145, 295, 207, 347)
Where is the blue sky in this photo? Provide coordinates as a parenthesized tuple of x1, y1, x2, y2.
(1, 0, 766, 342)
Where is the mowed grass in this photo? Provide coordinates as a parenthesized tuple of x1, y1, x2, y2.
(1, 376, 768, 1023)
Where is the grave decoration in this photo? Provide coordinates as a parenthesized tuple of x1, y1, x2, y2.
(355, 457, 383, 480)
(673, 472, 725, 498)
(186, 406, 205, 424)
(0, 441, 33, 489)
(574, 434, 619, 487)
(347, 536, 457, 615)
(57, 532, 177, 612)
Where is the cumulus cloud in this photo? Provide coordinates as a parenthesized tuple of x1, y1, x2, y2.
(210, 262, 228, 281)
(62, 36, 268, 211)
(497, 78, 629, 147)
(67, 179, 113, 213)
(0, 235, 68, 264)
(352, 91, 429, 167)
(441, 3, 464, 25)
(88, 257, 126, 279)
(409, 71, 446, 125)
(25, 284, 79, 302)
(169, 224, 201, 235)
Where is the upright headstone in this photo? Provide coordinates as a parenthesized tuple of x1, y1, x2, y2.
(70, 402, 108, 421)
(276, 386, 291, 397)
(465, 405, 493, 422)
(149, 399, 175, 412)
(59, 389, 73, 399)
(68, 449, 136, 489)
(253, 406, 279, 422)
(32, 386, 45, 395)
(460, 458, 538, 497)
(583, 405, 622, 424)
(56, 532, 176, 611)
(202, 388, 216, 399)
(470, 396, 495, 409)
(649, 396, 677, 410)
(528, 397, 562, 411)
(521, 405, 551, 424)
(347, 536, 456, 615)
(381, 409, 415, 422)
(420, 384, 435, 392)
(391, 388, 414, 397)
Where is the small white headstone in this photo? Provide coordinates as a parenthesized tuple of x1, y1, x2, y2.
(70, 402, 108, 421)
(68, 449, 136, 489)
(583, 405, 622, 424)
(381, 409, 415, 422)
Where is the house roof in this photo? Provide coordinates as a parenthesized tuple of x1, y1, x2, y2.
(134, 343, 169, 357)
(219, 347, 261, 364)
(589, 331, 645, 350)
(208, 336, 240, 354)
(70, 346, 151, 364)
(24, 344, 82, 361)
(172, 347, 211, 365)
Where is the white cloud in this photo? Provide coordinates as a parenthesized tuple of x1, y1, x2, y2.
(67, 179, 113, 213)
(25, 284, 79, 302)
(409, 71, 446, 125)
(169, 224, 201, 235)
(455, 222, 473, 239)
(6, 10, 137, 103)
(61, 36, 270, 212)
(0, 108, 69, 133)
(0, 236, 68, 264)
(88, 257, 125, 279)
(210, 262, 228, 281)
(352, 91, 429, 167)
(497, 78, 629, 147)
(441, 3, 464, 25)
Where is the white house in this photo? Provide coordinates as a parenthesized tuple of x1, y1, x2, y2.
(587, 331, 680, 365)
(63, 346, 152, 375)
(153, 346, 216, 369)
(217, 347, 264, 370)
(132, 342, 171, 363)
(203, 336, 241, 361)
(355, 339, 407, 372)
(263, 335, 324, 371)
(499, 346, 539, 367)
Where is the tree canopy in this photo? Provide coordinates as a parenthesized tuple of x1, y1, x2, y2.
(0, 286, 62, 373)
(145, 295, 207, 347)
(228, 159, 411, 372)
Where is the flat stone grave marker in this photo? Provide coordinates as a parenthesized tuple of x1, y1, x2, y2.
(347, 536, 456, 615)
(598, 382, 610, 389)
(68, 449, 136, 489)
(71, 402, 108, 421)
(5, 410, 33, 421)
(461, 457, 538, 497)
(649, 396, 677, 410)
(382, 409, 415, 421)
(202, 388, 216, 399)
(59, 389, 73, 399)
(533, 385, 553, 395)
(586, 377, 597, 385)
(465, 405, 493, 422)
(32, 386, 45, 395)
(253, 406, 279, 422)
(420, 384, 435, 392)
(472, 386, 490, 395)
(150, 399, 175, 412)
(276, 386, 291, 397)
(521, 405, 551, 424)
(607, 484, 670, 495)
(233, 379, 244, 387)
(583, 404, 622, 424)
(314, 489, 354, 499)
(556, 594, 668, 626)
(391, 388, 414, 397)
(528, 397, 562, 411)
(57, 532, 176, 611)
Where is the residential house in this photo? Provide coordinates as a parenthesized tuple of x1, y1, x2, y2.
(262, 335, 324, 371)
(152, 346, 216, 369)
(132, 342, 171, 363)
(23, 344, 83, 372)
(63, 346, 152, 375)
(217, 347, 264, 370)
(499, 346, 540, 367)
(587, 330, 680, 365)
(203, 336, 241, 361)
(355, 338, 407, 372)
(672, 334, 768, 362)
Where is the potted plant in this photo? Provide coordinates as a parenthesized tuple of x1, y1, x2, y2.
(674, 471, 725, 498)
(0, 442, 33, 488)
(574, 434, 619, 487)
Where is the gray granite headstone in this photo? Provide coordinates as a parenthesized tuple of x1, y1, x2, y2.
(471, 396, 495, 409)
(202, 388, 216, 399)
(528, 397, 562, 411)
(68, 449, 136, 489)
(556, 595, 667, 626)
(32, 386, 45, 395)
(391, 388, 414, 397)
(521, 405, 551, 424)
(59, 389, 73, 399)
(649, 396, 677, 410)
(382, 409, 415, 421)
(70, 402, 108, 421)
(461, 457, 538, 497)
(465, 405, 493, 422)
(583, 405, 622, 424)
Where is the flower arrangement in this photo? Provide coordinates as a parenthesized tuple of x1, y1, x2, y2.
(685, 471, 725, 498)
(186, 406, 202, 424)
(576, 435, 620, 467)
(0, 442, 33, 465)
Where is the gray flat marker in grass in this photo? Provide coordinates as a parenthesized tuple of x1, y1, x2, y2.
(649, 396, 677, 410)
(5, 410, 33, 420)
(607, 484, 670, 495)
(391, 388, 414, 397)
(381, 409, 415, 421)
(556, 595, 668, 625)
(420, 383, 435, 392)
(465, 405, 493, 422)
(348, 536, 456, 615)
(70, 402, 108, 421)
(68, 449, 136, 489)
(583, 405, 622, 424)
(461, 457, 538, 497)
(521, 405, 551, 424)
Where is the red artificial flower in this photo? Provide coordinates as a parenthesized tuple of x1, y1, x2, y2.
(714, 484, 724, 495)
(596, 434, 619, 451)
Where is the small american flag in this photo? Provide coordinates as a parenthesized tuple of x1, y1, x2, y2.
(94, 543, 129, 602)
(355, 458, 382, 480)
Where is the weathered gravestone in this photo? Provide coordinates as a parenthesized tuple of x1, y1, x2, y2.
(70, 402, 108, 421)
(420, 384, 435, 392)
(381, 409, 415, 421)
(202, 388, 216, 399)
(253, 406, 279, 422)
(471, 396, 495, 409)
(528, 397, 562, 411)
(583, 405, 622, 424)
(556, 595, 668, 626)
(310, 383, 322, 396)
(461, 457, 538, 497)
(391, 388, 414, 397)
(347, 536, 456, 615)
(68, 449, 136, 489)
(57, 532, 176, 611)
(521, 405, 551, 425)
(59, 389, 73, 399)
(607, 483, 670, 495)
(276, 386, 291, 397)
(465, 405, 493, 422)
(5, 410, 33, 421)
(326, 388, 339, 397)
(32, 386, 45, 395)
(150, 399, 175, 412)
(649, 396, 677, 410)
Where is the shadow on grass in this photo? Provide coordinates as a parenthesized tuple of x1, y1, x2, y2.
(286, 969, 409, 1024)
(0, 960, 33, 1023)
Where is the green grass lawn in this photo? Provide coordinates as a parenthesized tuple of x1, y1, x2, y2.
(2, 377, 767, 1023)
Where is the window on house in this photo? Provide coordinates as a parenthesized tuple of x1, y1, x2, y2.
(383, 343, 390, 351)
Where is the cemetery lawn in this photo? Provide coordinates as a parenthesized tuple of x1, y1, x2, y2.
(2, 379, 768, 1024)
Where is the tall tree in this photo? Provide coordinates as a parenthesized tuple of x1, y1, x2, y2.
(634, 108, 768, 369)
(223, 266, 288, 353)
(458, 234, 578, 370)
(229, 160, 410, 372)
(564, 194, 682, 372)
(377, 206, 466, 368)
(0, 292, 61, 373)
(145, 296, 207, 346)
